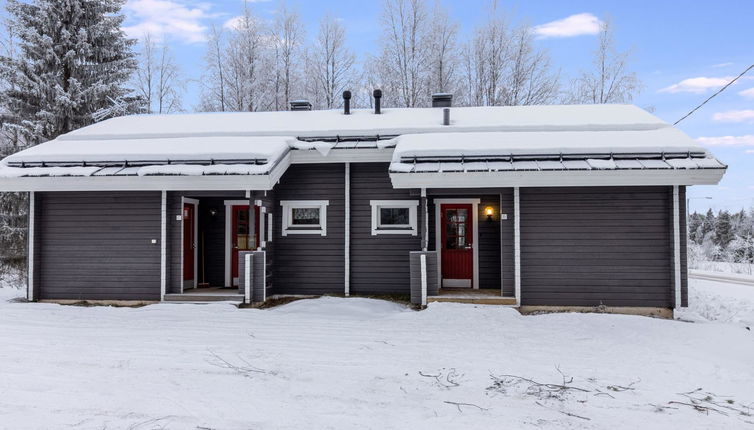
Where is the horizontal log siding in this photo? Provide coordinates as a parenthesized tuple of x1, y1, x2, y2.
(519, 186, 673, 307)
(37, 191, 161, 300)
(350, 163, 421, 295)
(273, 164, 345, 295)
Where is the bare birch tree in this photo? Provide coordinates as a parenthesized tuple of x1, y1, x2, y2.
(460, 1, 509, 106)
(134, 34, 184, 114)
(425, 2, 459, 96)
(199, 25, 227, 112)
(224, 4, 270, 112)
(304, 14, 356, 110)
(373, 0, 430, 107)
(270, 2, 304, 110)
(500, 24, 559, 105)
(567, 18, 640, 104)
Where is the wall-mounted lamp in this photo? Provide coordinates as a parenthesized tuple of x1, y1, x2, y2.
(209, 208, 218, 218)
(484, 206, 495, 221)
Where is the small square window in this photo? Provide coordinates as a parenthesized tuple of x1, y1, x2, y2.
(280, 200, 329, 236)
(379, 207, 410, 226)
(292, 207, 320, 225)
(371, 200, 419, 235)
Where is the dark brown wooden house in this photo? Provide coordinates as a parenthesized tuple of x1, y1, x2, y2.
(0, 99, 726, 315)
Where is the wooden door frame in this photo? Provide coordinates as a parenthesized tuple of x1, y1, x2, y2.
(180, 197, 199, 293)
(224, 199, 253, 287)
(434, 198, 480, 289)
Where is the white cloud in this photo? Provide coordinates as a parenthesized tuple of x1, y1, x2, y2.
(746, 150, 754, 154)
(739, 88, 754, 99)
(659, 76, 734, 94)
(223, 15, 243, 30)
(696, 135, 754, 146)
(532, 13, 602, 39)
(712, 110, 754, 123)
(123, 0, 215, 44)
(711, 62, 733, 68)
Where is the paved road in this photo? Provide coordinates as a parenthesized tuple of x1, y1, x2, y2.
(689, 270, 754, 286)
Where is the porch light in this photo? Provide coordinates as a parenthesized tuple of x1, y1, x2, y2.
(484, 206, 494, 221)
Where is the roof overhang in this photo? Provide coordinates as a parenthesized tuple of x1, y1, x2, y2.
(0, 151, 291, 192)
(389, 167, 726, 189)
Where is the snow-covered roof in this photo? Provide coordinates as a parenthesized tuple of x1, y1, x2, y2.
(0, 104, 726, 190)
(57, 104, 666, 140)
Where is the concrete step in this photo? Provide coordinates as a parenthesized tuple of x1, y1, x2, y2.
(164, 293, 244, 302)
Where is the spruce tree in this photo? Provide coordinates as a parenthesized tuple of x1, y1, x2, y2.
(1, 0, 138, 143)
(715, 210, 734, 248)
(0, 0, 137, 272)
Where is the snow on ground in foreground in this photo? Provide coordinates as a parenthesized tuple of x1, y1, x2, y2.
(0, 282, 752, 429)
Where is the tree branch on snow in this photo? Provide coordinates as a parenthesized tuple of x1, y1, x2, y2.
(534, 401, 590, 421)
(488, 368, 590, 401)
(419, 368, 461, 389)
(443, 401, 489, 413)
(206, 349, 268, 377)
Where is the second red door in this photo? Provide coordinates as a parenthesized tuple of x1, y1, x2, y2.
(440, 204, 473, 288)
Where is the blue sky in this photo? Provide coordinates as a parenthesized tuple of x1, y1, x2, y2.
(12, 0, 754, 212)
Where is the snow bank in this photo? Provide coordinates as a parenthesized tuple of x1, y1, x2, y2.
(270, 296, 410, 319)
(0, 278, 752, 429)
(677, 278, 754, 328)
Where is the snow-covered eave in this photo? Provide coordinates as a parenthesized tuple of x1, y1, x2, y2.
(389, 167, 727, 188)
(0, 152, 292, 192)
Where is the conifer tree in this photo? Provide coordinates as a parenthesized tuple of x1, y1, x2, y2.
(0, 0, 138, 143)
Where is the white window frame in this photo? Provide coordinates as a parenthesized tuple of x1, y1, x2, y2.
(281, 200, 329, 236)
(370, 200, 419, 236)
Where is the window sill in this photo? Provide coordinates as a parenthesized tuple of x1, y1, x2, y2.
(371, 228, 418, 236)
(283, 228, 326, 236)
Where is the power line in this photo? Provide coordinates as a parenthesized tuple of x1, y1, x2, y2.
(674, 63, 754, 125)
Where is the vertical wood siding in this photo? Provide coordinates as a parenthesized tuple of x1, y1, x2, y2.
(273, 164, 345, 295)
(350, 163, 421, 295)
(678, 186, 688, 307)
(519, 186, 674, 307)
(254, 190, 276, 291)
(37, 192, 162, 300)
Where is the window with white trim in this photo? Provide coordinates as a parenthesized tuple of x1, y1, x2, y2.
(281, 200, 329, 236)
(370, 200, 419, 235)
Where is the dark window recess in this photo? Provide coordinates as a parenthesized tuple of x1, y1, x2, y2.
(291, 208, 320, 225)
(445, 209, 468, 249)
(380, 207, 410, 226)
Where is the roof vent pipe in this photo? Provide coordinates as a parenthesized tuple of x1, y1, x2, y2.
(443, 108, 450, 126)
(373, 89, 382, 114)
(343, 91, 351, 115)
(289, 100, 312, 111)
(432, 93, 453, 108)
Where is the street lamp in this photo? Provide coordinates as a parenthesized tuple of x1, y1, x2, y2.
(687, 196, 712, 217)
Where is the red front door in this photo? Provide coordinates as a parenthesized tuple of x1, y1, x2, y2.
(183, 204, 195, 283)
(231, 205, 260, 283)
(441, 204, 473, 288)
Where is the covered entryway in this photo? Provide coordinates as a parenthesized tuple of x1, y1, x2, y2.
(434, 198, 479, 289)
(164, 192, 270, 302)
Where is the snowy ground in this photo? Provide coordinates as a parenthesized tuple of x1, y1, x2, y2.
(0, 278, 752, 429)
(690, 260, 754, 276)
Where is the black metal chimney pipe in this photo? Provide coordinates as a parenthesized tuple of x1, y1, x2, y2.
(373, 89, 382, 114)
(343, 90, 351, 115)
